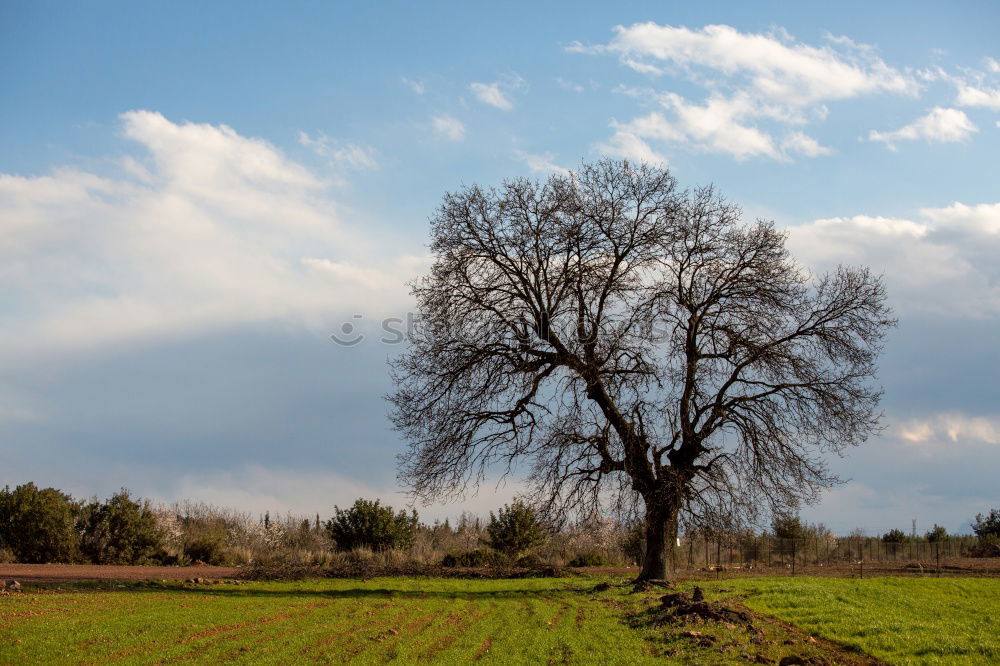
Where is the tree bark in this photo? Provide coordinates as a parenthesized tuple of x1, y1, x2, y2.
(638, 501, 680, 580)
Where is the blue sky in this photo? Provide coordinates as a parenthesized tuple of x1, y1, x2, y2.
(2, 1, 998, 534)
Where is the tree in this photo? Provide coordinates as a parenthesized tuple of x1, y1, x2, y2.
(882, 528, 907, 543)
(486, 500, 546, 556)
(771, 514, 805, 541)
(0, 483, 81, 563)
(972, 509, 1000, 539)
(325, 499, 419, 551)
(80, 489, 163, 564)
(390, 160, 893, 580)
(925, 524, 949, 543)
(771, 514, 805, 557)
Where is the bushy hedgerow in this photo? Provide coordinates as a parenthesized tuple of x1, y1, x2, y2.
(80, 490, 163, 564)
(0, 483, 82, 563)
(326, 499, 419, 552)
(568, 552, 609, 567)
(442, 549, 512, 568)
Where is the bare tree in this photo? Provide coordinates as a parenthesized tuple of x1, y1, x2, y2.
(390, 160, 894, 580)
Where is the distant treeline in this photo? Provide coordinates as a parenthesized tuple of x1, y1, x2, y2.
(1, 483, 997, 567)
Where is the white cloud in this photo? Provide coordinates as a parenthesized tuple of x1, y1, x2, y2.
(787, 202, 1000, 318)
(469, 74, 525, 111)
(955, 84, 1000, 110)
(986, 57, 1000, 74)
(401, 76, 425, 95)
(781, 131, 834, 157)
(598, 23, 915, 103)
(898, 413, 1000, 456)
(597, 99, 832, 162)
(555, 77, 585, 93)
(869, 107, 977, 150)
(470, 81, 514, 110)
(513, 150, 569, 175)
(0, 111, 418, 365)
(596, 120, 670, 165)
(431, 114, 466, 141)
(298, 131, 379, 171)
(577, 23, 918, 162)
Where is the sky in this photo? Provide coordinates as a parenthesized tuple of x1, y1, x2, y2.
(1, 1, 998, 535)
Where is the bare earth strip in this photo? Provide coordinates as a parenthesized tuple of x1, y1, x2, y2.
(0, 564, 240, 583)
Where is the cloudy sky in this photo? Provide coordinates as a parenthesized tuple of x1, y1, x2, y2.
(2, 1, 997, 534)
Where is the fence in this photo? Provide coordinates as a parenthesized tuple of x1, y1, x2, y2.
(674, 534, 992, 578)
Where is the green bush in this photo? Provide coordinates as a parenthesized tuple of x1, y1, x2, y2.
(0, 483, 81, 563)
(80, 489, 163, 564)
(441, 549, 512, 568)
(882, 528, 908, 543)
(621, 523, 645, 565)
(326, 499, 419, 552)
(184, 529, 230, 565)
(972, 509, 1000, 539)
(568, 552, 608, 567)
(771, 514, 805, 540)
(515, 553, 543, 568)
(486, 501, 545, 557)
(968, 535, 1000, 558)
(925, 524, 949, 543)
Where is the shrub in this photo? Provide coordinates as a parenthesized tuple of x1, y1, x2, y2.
(326, 499, 419, 552)
(486, 501, 545, 556)
(568, 552, 609, 567)
(515, 553, 544, 568)
(972, 509, 1000, 539)
(80, 489, 163, 564)
(441, 549, 512, 568)
(0, 483, 81, 563)
(968, 535, 1000, 558)
(882, 528, 908, 543)
(925, 524, 949, 543)
(621, 523, 645, 565)
(184, 530, 231, 565)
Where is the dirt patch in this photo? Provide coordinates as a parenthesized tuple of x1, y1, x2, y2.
(238, 562, 571, 581)
(654, 588, 754, 627)
(629, 586, 886, 665)
(0, 563, 239, 583)
(474, 636, 494, 660)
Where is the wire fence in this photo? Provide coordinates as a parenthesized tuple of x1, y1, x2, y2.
(674, 535, 996, 578)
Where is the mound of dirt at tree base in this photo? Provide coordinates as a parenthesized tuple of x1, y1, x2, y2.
(638, 586, 886, 665)
(654, 587, 755, 627)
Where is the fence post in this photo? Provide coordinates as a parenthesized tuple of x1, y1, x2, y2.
(936, 541, 940, 577)
(792, 539, 796, 577)
(716, 539, 721, 579)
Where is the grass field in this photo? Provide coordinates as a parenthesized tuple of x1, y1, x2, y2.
(0, 575, 996, 664)
(700, 577, 1000, 665)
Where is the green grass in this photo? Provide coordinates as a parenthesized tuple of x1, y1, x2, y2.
(700, 576, 1000, 665)
(1, 576, 996, 664)
(0, 577, 661, 664)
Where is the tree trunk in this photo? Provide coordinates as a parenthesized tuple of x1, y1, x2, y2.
(638, 501, 680, 580)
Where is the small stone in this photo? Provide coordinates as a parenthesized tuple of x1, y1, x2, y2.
(4, 580, 21, 592)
